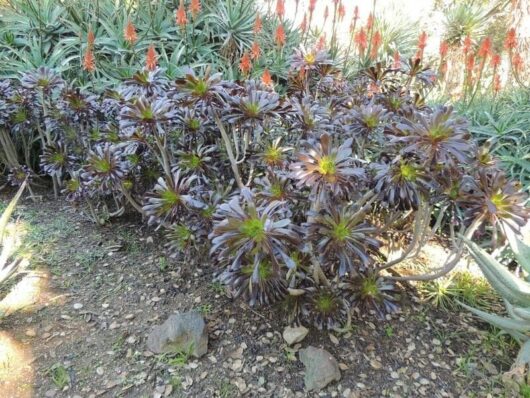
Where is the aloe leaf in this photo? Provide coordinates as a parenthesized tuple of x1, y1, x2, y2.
(458, 301, 530, 333)
(463, 236, 530, 306)
(516, 340, 530, 365)
(0, 180, 27, 242)
(505, 228, 530, 276)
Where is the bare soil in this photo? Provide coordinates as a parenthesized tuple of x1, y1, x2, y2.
(0, 192, 518, 398)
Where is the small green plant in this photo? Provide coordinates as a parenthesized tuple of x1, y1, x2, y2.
(48, 363, 70, 389)
(521, 383, 530, 398)
(384, 325, 394, 337)
(158, 344, 194, 367)
(197, 304, 212, 315)
(158, 257, 169, 272)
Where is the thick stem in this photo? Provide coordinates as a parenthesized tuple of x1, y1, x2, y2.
(214, 115, 244, 189)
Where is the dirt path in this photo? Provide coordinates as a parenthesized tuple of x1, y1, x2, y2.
(0, 194, 517, 397)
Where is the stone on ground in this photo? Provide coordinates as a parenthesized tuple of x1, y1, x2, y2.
(282, 325, 309, 345)
(146, 311, 208, 357)
(299, 346, 341, 391)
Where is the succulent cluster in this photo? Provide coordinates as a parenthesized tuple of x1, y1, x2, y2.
(0, 50, 528, 329)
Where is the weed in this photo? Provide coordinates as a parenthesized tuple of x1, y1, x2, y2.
(158, 344, 194, 367)
(218, 379, 237, 398)
(158, 257, 169, 272)
(197, 304, 212, 315)
(384, 325, 394, 337)
(170, 374, 182, 390)
(456, 348, 477, 377)
(521, 384, 530, 398)
(48, 363, 70, 389)
(209, 281, 225, 295)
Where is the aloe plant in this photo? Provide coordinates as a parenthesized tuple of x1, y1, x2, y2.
(460, 232, 530, 382)
(0, 180, 26, 284)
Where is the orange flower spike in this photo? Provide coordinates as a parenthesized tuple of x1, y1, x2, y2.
(124, 20, 138, 45)
(370, 31, 382, 60)
(439, 40, 449, 58)
(478, 37, 492, 59)
(254, 15, 262, 34)
(466, 54, 475, 72)
(261, 68, 273, 87)
(317, 34, 326, 51)
(275, 24, 286, 47)
(392, 50, 401, 69)
(366, 13, 374, 31)
(83, 49, 96, 73)
(355, 28, 368, 53)
(176, 0, 188, 28)
(276, 0, 285, 20)
(251, 41, 261, 60)
(504, 28, 517, 51)
(189, 0, 201, 20)
(338, 2, 345, 22)
(300, 13, 308, 33)
(309, 0, 317, 13)
(353, 6, 359, 21)
(490, 53, 501, 69)
(512, 53, 524, 74)
(418, 31, 428, 50)
(239, 52, 252, 75)
(87, 28, 95, 49)
(493, 74, 501, 93)
(146, 45, 158, 71)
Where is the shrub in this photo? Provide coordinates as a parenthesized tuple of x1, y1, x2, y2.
(1, 49, 528, 328)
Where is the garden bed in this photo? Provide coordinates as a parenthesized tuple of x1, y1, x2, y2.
(0, 193, 516, 397)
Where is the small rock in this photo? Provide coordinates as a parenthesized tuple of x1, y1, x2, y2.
(44, 389, 57, 398)
(96, 367, 104, 376)
(299, 346, 341, 391)
(25, 328, 37, 337)
(73, 303, 83, 310)
(146, 311, 208, 357)
(282, 326, 309, 346)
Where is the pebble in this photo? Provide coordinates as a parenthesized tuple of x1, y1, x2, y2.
(73, 303, 83, 310)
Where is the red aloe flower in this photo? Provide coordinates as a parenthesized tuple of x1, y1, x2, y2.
(477, 37, 492, 59)
(366, 13, 374, 31)
(324, 5, 329, 24)
(392, 50, 401, 69)
(124, 20, 138, 44)
(254, 15, 262, 34)
(338, 1, 345, 22)
(176, 0, 188, 28)
(87, 28, 95, 49)
(493, 74, 501, 93)
(355, 28, 368, 54)
(466, 54, 475, 73)
(276, 0, 285, 20)
(239, 52, 252, 75)
(317, 34, 326, 51)
(275, 24, 286, 47)
(416, 31, 427, 60)
(462, 34, 472, 55)
(370, 31, 382, 60)
(353, 5, 359, 21)
(189, 0, 201, 20)
(300, 13, 307, 33)
(512, 53, 524, 74)
(146, 45, 158, 71)
(251, 41, 261, 60)
(83, 49, 96, 72)
(262, 68, 273, 86)
(490, 53, 501, 69)
(504, 28, 517, 51)
(309, 0, 317, 13)
(439, 40, 449, 58)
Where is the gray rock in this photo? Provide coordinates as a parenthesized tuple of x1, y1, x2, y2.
(299, 346, 341, 391)
(146, 311, 207, 357)
(282, 326, 309, 345)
